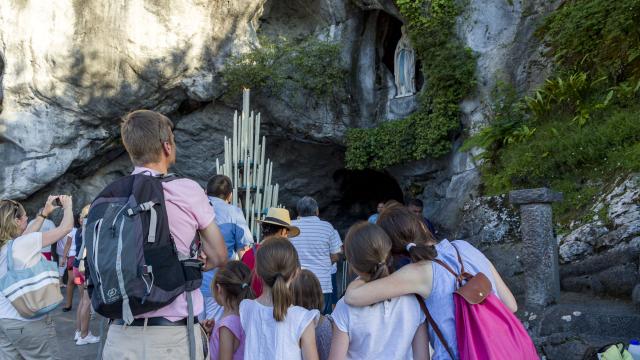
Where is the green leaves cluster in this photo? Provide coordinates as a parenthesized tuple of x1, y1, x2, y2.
(538, 0, 640, 82)
(465, 0, 640, 225)
(345, 0, 476, 170)
(222, 36, 346, 101)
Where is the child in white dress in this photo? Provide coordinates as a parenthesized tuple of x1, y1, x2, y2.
(329, 222, 428, 360)
(240, 236, 319, 360)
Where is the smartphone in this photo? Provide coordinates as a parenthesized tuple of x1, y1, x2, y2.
(53, 197, 62, 207)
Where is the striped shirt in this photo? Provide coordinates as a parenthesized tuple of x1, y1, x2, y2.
(290, 216, 342, 293)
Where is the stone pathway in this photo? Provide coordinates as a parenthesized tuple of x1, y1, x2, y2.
(52, 289, 101, 359)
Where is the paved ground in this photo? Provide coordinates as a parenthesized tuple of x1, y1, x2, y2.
(52, 288, 102, 359)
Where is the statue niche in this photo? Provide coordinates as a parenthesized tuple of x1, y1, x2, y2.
(394, 27, 416, 98)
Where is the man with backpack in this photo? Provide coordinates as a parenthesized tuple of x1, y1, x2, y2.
(87, 110, 227, 360)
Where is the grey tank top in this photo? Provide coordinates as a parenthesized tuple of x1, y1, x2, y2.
(425, 239, 497, 360)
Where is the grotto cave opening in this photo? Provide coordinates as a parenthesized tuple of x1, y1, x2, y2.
(328, 168, 404, 233)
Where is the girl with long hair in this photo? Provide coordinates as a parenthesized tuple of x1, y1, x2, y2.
(239, 236, 319, 360)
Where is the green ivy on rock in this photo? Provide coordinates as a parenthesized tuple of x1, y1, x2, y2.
(222, 36, 346, 102)
(345, 0, 476, 170)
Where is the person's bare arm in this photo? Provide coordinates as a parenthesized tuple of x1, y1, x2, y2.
(199, 221, 227, 270)
(344, 262, 433, 306)
(330, 252, 342, 264)
(489, 262, 518, 312)
(42, 196, 74, 247)
(24, 196, 59, 235)
(412, 323, 430, 360)
(218, 326, 240, 360)
(328, 322, 349, 360)
(300, 322, 319, 360)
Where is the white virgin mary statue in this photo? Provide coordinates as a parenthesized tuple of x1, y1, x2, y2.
(394, 26, 416, 98)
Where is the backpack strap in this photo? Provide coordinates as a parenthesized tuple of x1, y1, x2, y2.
(414, 294, 456, 360)
(6, 240, 15, 271)
(186, 291, 196, 360)
(433, 242, 474, 288)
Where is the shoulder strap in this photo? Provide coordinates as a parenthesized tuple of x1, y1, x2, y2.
(6, 240, 14, 271)
(414, 294, 455, 360)
(433, 243, 473, 287)
(450, 243, 466, 274)
(156, 173, 180, 183)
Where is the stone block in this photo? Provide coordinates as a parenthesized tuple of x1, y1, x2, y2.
(509, 188, 563, 205)
(519, 203, 560, 307)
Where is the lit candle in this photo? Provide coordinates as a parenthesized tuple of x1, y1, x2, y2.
(273, 183, 279, 207)
(250, 204, 255, 236)
(256, 186, 263, 215)
(242, 154, 249, 188)
(233, 111, 238, 167)
(265, 185, 271, 213)
(244, 183, 250, 221)
(234, 165, 238, 197)
(243, 89, 250, 122)
(233, 187, 238, 207)
(249, 111, 254, 161)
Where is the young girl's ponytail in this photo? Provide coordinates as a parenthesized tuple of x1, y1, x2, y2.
(213, 260, 255, 309)
(405, 242, 438, 263)
(272, 273, 293, 321)
(377, 206, 438, 262)
(345, 222, 393, 282)
(255, 236, 300, 322)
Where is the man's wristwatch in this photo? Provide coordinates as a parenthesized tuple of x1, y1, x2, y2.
(38, 212, 48, 219)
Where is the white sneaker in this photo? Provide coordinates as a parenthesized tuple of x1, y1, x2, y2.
(74, 330, 80, 341)
(76, 332, 100, 345)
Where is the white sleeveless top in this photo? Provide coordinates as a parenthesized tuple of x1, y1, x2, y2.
(332, 294, 426, 359)
(240, 299, 319, 360)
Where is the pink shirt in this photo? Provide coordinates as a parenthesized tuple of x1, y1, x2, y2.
(133, 167, 214, 321)
(209, 314, 245, 360)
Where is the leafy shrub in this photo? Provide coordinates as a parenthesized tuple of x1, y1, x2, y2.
(222, 37, 346, 101)
(466, 0, 640, 226)
(538, 0, 640, 81)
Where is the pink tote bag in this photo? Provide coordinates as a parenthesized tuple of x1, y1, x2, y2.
(417, 244, 538, 360)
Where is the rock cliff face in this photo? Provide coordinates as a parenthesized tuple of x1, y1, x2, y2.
(0, 0, 553, 224)
(3, 1, 639, 356)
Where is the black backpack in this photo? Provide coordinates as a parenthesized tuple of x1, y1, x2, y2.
(85, 173, 203, 322)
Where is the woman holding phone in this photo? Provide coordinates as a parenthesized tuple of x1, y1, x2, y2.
(0, 195, 74, 359)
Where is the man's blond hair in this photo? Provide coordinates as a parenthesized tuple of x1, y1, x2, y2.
(121, 110, 174, 166)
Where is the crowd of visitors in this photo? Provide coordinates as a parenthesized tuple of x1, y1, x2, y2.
(0, 109, 536, 359)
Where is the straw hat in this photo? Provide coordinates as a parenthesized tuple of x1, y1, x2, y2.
(258, 208, 300, 238)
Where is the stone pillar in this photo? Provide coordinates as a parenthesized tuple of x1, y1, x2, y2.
(509, 188, 563, 308)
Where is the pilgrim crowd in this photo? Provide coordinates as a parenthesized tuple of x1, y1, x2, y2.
(0, 110, 534, 360)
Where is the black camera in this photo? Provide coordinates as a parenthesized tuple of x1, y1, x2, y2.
(53, 197, 62, 207)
